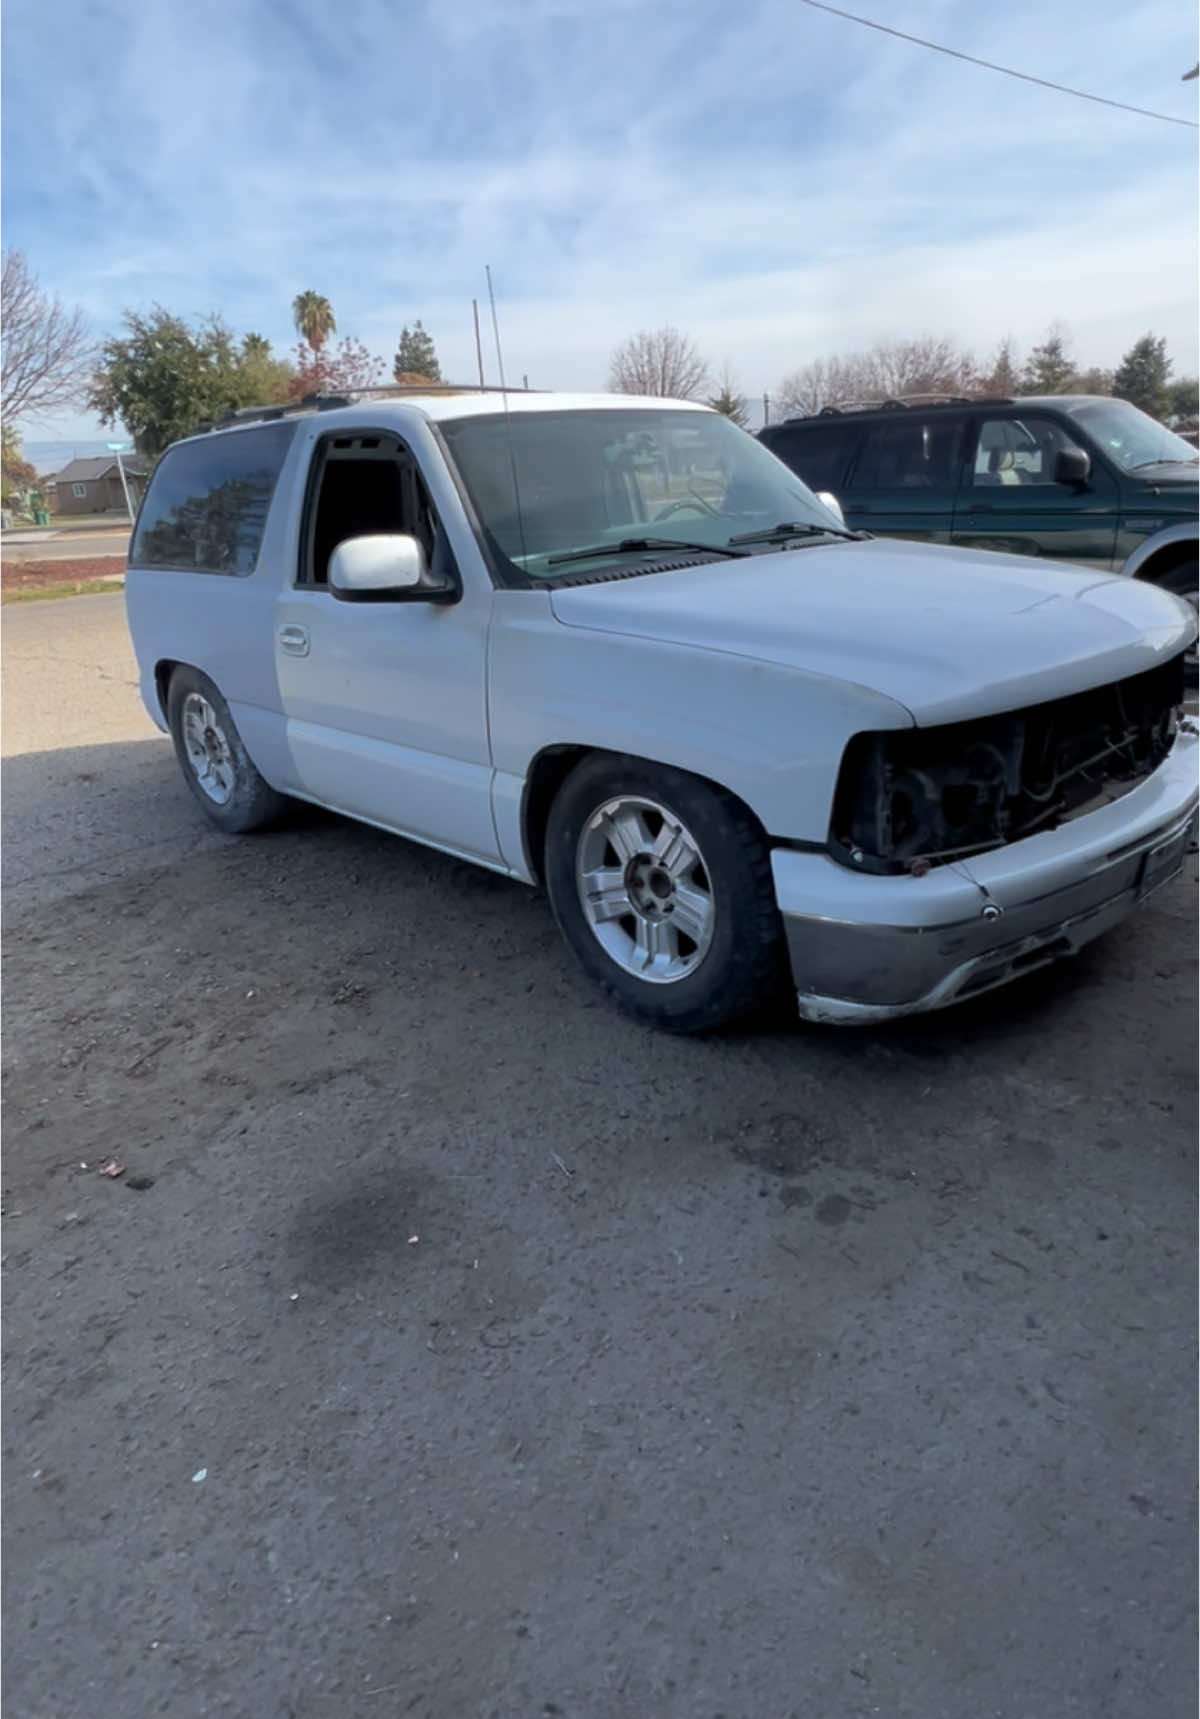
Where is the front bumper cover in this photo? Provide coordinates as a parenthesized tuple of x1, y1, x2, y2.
(772, 726, 1198, 1024)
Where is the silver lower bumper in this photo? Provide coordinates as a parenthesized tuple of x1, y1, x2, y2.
(772, 730, 1198, 1026)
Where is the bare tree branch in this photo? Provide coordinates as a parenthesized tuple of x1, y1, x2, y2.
(2, 252, 94, 427)
(777, 336, 977, 416)
(608, 327, 710, 400)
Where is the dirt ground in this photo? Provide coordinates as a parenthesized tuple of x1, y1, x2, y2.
(3, 594, 1197, 1718)
(1, 555, 126, 595)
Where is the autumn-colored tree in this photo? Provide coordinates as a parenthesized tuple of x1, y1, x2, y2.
(1, 422, 40, 501)
(288, 336, 387, 400)
(291, 290, 336, 354)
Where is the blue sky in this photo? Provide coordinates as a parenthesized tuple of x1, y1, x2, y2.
(4, 0, 1197, 438)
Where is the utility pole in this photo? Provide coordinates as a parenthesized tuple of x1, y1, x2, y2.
(762, 392, 770, 426)
(472, 300, 485, 389)
(107, 441, 135, 522)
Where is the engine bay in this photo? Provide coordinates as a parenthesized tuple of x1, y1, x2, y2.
(831, 655, 1186, 873)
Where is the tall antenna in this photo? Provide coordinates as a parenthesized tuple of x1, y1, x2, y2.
(484, 265, 527, 566)
(472, 299, 485, 389)
(485, 265, 508, 394)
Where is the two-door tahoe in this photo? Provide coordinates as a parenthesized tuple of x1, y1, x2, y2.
(124, 388, 1198, 1032)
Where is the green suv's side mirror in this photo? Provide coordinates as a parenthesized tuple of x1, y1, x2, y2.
(1054, 448, 1091, 488)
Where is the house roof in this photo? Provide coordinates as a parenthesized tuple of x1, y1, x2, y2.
(54, 455, 148, 483)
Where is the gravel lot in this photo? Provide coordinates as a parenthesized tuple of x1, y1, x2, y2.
(3, 594, 1196, 1719)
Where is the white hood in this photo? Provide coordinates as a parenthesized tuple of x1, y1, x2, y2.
(549, 538, 1195, 726)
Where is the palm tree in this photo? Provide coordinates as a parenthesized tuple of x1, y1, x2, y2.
(291, 291, 336, 354)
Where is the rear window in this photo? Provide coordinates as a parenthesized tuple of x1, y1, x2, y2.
(761, 421, 864, 490)
(130, 422, 296, 574)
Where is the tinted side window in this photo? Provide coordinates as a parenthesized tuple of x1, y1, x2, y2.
(970, 415, 1089, 486)
(846, 415, 966, 491)
(763, 423, 862, 490)
(130, 421, 296, 574)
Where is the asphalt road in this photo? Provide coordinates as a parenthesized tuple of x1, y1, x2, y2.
(4, 593, 1197, 1719)
(2, 525, 131, 564)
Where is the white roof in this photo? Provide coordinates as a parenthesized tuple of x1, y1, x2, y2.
(178, 390, 714, 450)
(404, 390, 711, 422)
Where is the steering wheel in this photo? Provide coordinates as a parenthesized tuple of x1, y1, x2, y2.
(653, 495, 720, 521)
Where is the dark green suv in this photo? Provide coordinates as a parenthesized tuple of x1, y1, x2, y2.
(759, 395, 1198, 618)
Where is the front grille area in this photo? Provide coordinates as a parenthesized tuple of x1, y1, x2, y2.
(831, 654, 1185, 874)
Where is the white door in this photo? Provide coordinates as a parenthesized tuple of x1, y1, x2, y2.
(274, 431, 499, 866)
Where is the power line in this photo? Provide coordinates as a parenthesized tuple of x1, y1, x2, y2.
(796, 0, 1200, 129)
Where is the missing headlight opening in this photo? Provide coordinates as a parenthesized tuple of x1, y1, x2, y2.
(831, 655, 1185, 874)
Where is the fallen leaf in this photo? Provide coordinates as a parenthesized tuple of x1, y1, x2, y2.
(98, 1159, 126, 1179)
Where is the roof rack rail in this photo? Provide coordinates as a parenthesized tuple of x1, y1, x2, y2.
(788, 391, 1015, 423)
(200, 380, 544, 435)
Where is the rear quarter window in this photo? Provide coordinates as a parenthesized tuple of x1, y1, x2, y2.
(130, 421, 296, 574)
(761, 422, 863, 490)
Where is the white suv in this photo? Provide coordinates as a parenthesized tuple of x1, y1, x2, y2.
(124, 388, 1197, 1032)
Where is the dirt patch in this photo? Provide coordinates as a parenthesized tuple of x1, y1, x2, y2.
(2, 557, 126, 601)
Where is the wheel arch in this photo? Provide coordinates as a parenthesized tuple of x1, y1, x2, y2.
(520, 743, 774, 885)
(1123, 523, 1198, 584)
(154, 658, 183, 721)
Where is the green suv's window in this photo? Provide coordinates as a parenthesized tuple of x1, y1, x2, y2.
(1064, 398, 1198, 473)
(844, 415, 966, 491)
(971, 416, 1089, 487)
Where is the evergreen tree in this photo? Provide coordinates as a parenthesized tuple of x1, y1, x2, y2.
(1019, 326, 1075, 394)
(1112, 333, 1172, 419)
(393, 320, 442, 382)
(983, 337, 1019, 395)
(707, 364, 749, 427)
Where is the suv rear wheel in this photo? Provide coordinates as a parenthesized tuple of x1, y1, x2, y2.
(166, 667, 288, 833)
(544, 755, 786, 1033)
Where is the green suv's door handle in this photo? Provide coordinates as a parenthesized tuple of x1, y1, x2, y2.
(968, 503, 995, 513)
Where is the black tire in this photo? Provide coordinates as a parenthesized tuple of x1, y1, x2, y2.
(1153, 559, 1198, 685)
(166, 666, 289, 834)
(544, 754, 786, 1033)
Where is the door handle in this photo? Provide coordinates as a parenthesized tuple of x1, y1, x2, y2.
(278, 624, 310, 657)
(967, 503, 995, 513)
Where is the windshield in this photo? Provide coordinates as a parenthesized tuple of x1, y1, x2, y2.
(1065, 398, 1199, 473)
(438, 408, 847, 580)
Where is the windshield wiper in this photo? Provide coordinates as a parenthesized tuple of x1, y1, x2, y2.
(1130, 457, 1199, 471)
(727, 520, 860, 546)
(546, 536, 749, 568)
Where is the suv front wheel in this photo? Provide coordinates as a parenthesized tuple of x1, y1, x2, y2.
(544, 755, 786, 1033)
(1154, 558, 1199, 683)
